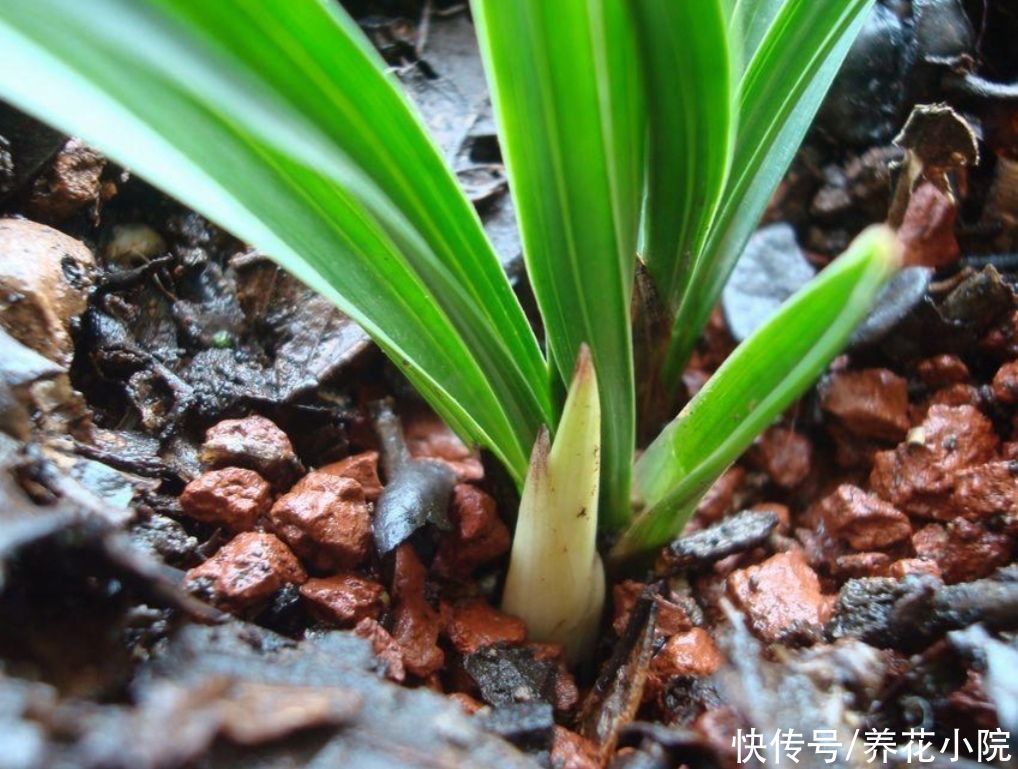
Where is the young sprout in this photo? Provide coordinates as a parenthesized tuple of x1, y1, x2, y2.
(0, 0, 885, 663)
(502, 346, 605, 663)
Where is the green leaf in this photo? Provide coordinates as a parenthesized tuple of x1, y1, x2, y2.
(502, 346, 605, 663)
(728, 0, 785, 75)
(471, 0, 643, 529)
(636, 0, 734, 316)
(663, 0, 876, 384)
(613, 226, 901, 563)
(0, 0, 552, 481)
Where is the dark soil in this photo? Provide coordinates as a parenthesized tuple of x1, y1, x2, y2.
(2, 2, 1018, 768)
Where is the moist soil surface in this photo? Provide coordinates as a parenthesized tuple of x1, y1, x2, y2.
(3, 2, 1018, 768)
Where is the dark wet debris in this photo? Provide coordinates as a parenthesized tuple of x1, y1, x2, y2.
(579, 591, 658, 766)
(827, 568, 1018, 651)
(371, 399, 456, 555)
(476, 701, 555, 758)
(660, 509, 779, 574)
(463, 644, 559, 709)
(4, 621, 538, 769)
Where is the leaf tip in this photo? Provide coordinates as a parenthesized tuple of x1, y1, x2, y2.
(572, 343, 595, 386)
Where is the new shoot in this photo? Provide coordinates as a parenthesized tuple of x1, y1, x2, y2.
(501, 346, 605, 664)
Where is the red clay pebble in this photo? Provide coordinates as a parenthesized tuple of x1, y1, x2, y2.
(912, 520, 1013, 584)
(179, 467, 272, 532)
(403, 410, 484, 482)
(826, 422, 886, 470)
(923, 383, 981, 414)
(200, 414, 302, 489)
(818, 484, 912, 550)
(992, 360, 1018, 405)
(917, 354, 969, 387)
(448, 692, 486, 716)
(833, 551, 893, 579)
(354, 618, 406, 683)
(870, 405, 999, 518)
(390, 544, 445, 677)
(899, 181, 961, 269)
(299, 573, 386, 627)
(695, 707, 744, 769)
(889, 558, 942, 580)
(747, 426, 812, 489)
(318, 450, 383, 501)
(433, 484, 511, 577)
(651, 628, 723, 679)
(269, 473, 371, 571)
(551, 726, 600, 769)
(821, 368, 910, 441)
(727, 550, 826, 644)
(183, 532, 306, 612)
(612, 580, 693, 637)
(945, 462, 1018, 519)
(692, 466, 746, 527)
(444, 600, 527, 654)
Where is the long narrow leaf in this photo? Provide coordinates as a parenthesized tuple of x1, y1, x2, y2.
(613, 226, 901, 563)
(662, 0, 875, 383)
(0, 0, 552, 481)
(637, 0, 734, 315)
(471, 0, 643, 529)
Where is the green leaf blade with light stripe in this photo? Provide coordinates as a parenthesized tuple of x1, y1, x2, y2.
(470, 0, 643, 529)
(0, 0, 551, 482)
(614, 225, 901, 562)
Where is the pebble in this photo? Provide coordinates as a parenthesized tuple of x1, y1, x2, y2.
(550, 726, 600, 769)
(923, 383, 981, 413)
(650, 628, 723, 680)
(390, 544, 445, 677)
(889, 558, 942, 580)
(403, 410, 484, 482)
(912, 520, 1013, 584)
(692, 467, 746, 527)
(25, 138, 106, 221)
(300, 573, 386, 627)
(269, 472, 372, 572)
(727, 550, 826, 644)
(747, 426, 812, 489)
(833, 551, 893, 579)
(945, 462, 1018, 520)
(201, 414, 302, 489)
(870, 405, 999, 517)
(449, 692, 487, 716)
(612, 581, 693, 637)
(0, 218, 95, 366)
(444, 600, 527, 654)
(183, 532, 306, 612)
(992, 360, 1018, 405)
(354, 617, 406, 682)
(917, 354, 970, 387)
(179, 467, 272, 532)
(433, 484, 511, 577)
(821, 368, 910, 441)
(818, 484, 912, 550)
(318, 450, 383, 501)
